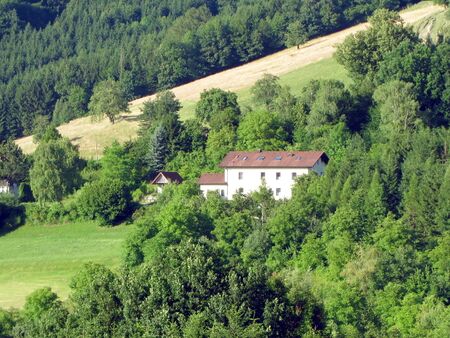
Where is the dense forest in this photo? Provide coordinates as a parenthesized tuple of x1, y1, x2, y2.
(1, 4, 449, 336)
(0, 0, 422, 141)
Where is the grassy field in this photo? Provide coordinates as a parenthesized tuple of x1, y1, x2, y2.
(0, 221, 133, 309)
(413, 6, 449, 42)
(15, 2, 442, 158)
(179, 57, 351, 120)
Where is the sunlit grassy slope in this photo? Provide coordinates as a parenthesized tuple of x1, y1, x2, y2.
(14, 2, 443, 158)
(0, 222, 133, 309)
(178, 57, 352, 120)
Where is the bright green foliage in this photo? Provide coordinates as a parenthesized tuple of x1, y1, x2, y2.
(30, 138, 83, 203)
(374, 80, 420, 137)
(100, 141, 138, 188)
(22, 287, 61, 320)
(435, 165, 450, 230)
(53, 85, 88, 124)
(285, 21, 308, 49)
(237, 110, 288, 151)
(205, 126, 236, 166)
(77, 178, 131, 225)
(68, 263, 121, 337)
(39, 125, 62, 143)
(298, 79, 353, 129)
(0, 140, 29, 183)
(365, 170, 387, 226)
(140, 91, 181, 131)
(335, 9, 417, 79)
(251, 74, 282, 109)
(31, 115, 51, 143)
(195, 88, 241, 128)
(14, 287, 67, 338)
(3, 5, 450, 337)
(88, 79, 129, 124)
(0, 308, 17, 338)
(0, 0, 421, 141)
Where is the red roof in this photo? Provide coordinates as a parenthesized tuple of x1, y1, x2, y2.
(151, 171, 183, 184)
(219, 151, 328, 168)
(198, 173, 226, 185)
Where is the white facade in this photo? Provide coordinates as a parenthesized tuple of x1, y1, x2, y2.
(201, 184, 228, 198)
(226, 167, 309, 199)
(200, 159, 327, 200)
(199, 151, 328, 200)
(0, 181, 18, 196)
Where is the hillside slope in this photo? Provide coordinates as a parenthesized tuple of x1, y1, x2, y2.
(15, 3, 445, 158)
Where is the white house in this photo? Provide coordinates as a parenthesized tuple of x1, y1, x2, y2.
(0, 179, 18, 196)
(198, 151, 328, 200)
(151, 171, 183, 193)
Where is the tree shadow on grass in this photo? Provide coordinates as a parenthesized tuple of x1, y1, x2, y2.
(0, 204, 26, 237)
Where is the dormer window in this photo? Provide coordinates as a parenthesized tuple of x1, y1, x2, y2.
(257, 156, 265, 160)
(275, 155, 282, 160)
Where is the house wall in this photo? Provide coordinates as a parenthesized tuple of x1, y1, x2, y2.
(225, 167, 310, 200)
(311, 158, 327, 175)
(200, 184, 228, 198)
(0, 183, 18, 196)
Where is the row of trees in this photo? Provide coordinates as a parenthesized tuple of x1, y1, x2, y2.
(0, 0, 422, 141)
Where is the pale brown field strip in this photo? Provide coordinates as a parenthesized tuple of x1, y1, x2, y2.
(14, 4, 444, 158)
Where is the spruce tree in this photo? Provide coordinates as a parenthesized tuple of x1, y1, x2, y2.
(435, 165, 450, 233)
(145, 125, 169, 175)
(365, 170, 387, 228)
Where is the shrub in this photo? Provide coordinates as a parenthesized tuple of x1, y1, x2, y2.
(0, 194, 24, 232)
(77, 178, 131, 225)
(23, 201, 79, 225)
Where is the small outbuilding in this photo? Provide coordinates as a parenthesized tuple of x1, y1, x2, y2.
(151, 171, 183, 193)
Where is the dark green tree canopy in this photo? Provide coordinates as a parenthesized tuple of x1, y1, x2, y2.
(0, 140, 29, 183)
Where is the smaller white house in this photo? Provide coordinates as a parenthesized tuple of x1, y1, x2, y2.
(198, 151, 328, 200)
(151, 171, 183, 193)
(0, 179, 18, 196)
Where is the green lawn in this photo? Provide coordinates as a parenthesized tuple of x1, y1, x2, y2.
(0, 221, 133, 309)
(179, 57, 352, 119)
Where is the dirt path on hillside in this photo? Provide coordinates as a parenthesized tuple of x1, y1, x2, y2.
(15, 4, 443, 157)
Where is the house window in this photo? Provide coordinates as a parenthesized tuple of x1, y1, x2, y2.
(292, 172, 297, 180)
(238, 172, 243, 180)
(261, 172, 265, 179)
(276, 188, 281, 196)
(220, 189, 225, 197)
(276, 172, 281, 180)
(238, 187, 244, 194)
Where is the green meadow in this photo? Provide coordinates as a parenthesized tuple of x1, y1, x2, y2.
(179, 57, 352, 119)
(0, 221, 133, 309)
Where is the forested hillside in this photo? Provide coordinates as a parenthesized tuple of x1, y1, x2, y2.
(1, 5, 449, 336)
(0, 0, 422, 141)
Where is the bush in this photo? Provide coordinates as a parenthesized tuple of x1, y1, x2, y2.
(0, 308, 17, 338)
(77, 178, 131, 225)
(23, 201, 80, 225)
(0, 194, 24, 232)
